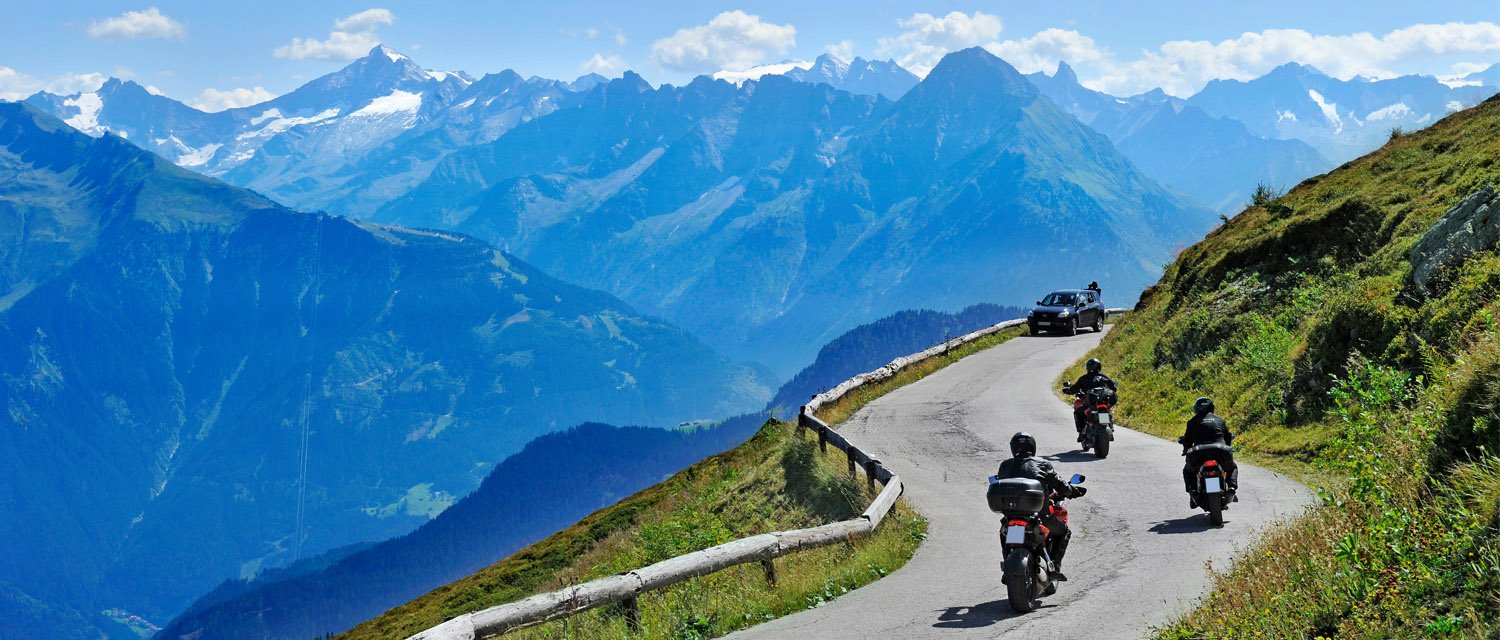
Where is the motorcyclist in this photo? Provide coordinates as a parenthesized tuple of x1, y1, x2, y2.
(1087, 281, 1101, 298)
(1063, 358, 1117, 442)
(1179, 397, 1238, 507)
(996, 431, 1086, 580)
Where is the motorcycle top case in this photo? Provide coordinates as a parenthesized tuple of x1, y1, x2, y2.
(988, 478, 1046, 514)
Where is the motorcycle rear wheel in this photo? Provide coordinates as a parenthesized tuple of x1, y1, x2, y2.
(1094, 432, 1110, 458)
(1007, 574, 1037, 613)
(1207, 496, 1224, 526)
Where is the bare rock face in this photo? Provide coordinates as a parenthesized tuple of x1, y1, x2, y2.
(1410, 185, 1500, 294)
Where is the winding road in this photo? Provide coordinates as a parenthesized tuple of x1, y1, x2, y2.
(731, 329, 1313, 639)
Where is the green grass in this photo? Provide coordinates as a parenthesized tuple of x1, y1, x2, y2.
(1066, 95, 1500, 637)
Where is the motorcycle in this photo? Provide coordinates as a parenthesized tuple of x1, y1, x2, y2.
(1186, 443, 1237, 526)
(1065, 385, 1116, 458)
(986, 472, 1086, 613)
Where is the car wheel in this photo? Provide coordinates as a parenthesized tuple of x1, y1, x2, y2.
(1093, 314, 1103, 332)
(1066, 319, 1078, 336)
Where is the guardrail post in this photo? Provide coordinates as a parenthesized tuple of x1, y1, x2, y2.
(818, 424, 828, 453)
(760, 558, 778, 586)
(623, 596, 641, 632)
(796, 406, 808, 438)
(864, 459, 879, 491)
(846, 449, 857, 478)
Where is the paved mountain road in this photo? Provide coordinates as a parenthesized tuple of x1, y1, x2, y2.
(731, 330, 1313, 639)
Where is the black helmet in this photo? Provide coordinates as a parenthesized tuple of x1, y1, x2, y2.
(1086, 358, 1102, 374)
(1010, 431, 1037, 458)
(1194, 397, 1215, 415)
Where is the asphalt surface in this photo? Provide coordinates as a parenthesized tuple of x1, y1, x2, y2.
(730, 329, 1313, 640)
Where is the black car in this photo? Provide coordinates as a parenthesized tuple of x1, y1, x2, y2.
(1027, 289, 1104, 335)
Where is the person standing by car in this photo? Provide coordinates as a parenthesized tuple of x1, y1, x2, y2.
(1179, 397, 1238, 507)
(1063, 358, 1116, 441)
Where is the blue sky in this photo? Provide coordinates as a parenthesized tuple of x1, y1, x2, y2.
(3, 1, 1499, 109)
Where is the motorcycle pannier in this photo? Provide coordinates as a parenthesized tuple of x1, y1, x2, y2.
(987, 478, 1046, 513)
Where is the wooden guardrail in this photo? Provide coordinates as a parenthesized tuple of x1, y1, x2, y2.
(408, 308, 1127, 640)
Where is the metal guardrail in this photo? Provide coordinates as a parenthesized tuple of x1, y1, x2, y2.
(408, 308, 1128, 640)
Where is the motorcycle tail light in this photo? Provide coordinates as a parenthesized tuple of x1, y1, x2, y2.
(1008, 519, 1028, 527)
(1204, 460, 1218, 467)
(1096, 404, 1109, 410)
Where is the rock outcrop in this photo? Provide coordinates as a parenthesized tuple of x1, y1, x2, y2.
(1410, 185, 1500, 293)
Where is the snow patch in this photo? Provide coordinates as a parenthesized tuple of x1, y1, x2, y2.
(1447, 100, 1465, 113)
(179, 142, 222, 167)
(250, 108, 283, 125)
(63, 92, 105, 136)
(713, 60, 814, 85)
(1276, 109, 1298, 123)
(1439, 78, 1483, 89)
(453, 97, 476, 109)
(1365, 102, 1412, 122)
(237, 107, 340, 140)
(351, 90, 423, 117)
(1307, 89, 1343, 133)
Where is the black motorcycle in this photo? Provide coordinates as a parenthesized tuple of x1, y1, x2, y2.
(1066, 385, 1116, 458)
(986, 473, 1086, 613)
(1187, 443, 1236, 525)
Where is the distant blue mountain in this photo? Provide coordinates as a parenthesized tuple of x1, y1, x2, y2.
(1028, 62, 1333, 211)
(155, 417, 768, 640)
(784, 54, 919, 100)
(370, 48, 1215, 375)
(1187, 62, 1494, 163)
(0, 102, 767, 638)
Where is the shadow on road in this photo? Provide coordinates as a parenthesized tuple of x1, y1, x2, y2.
(1044, 450, 1102, 463)
(932, 599, 1030, 629)
(1148, 515, 1221, 534)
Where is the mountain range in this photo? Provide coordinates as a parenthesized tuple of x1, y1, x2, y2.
(24, 47, 1500, 371)
(713, 54, 919, 100)
(1026, 62, 1334, 211)
(1186, 61, 1493, 163)
(0, 102, 767, 638)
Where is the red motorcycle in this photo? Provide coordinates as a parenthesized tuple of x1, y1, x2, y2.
(1066, 385, 1116, 458)
(987, 473, 1086, 613)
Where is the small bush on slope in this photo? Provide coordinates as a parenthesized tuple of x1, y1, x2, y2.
(1066, 95, 1500, 637)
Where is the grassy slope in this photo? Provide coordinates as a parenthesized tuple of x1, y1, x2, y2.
(342, 327, 1026, 640)
(1066, 96, 1500, 637)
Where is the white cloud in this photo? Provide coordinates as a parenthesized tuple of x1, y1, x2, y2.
(986, 28, 1104, 74)
(614, 29, 628, 46)
(824, 40, 855, 61)
(876, 11, 1002, 76)
(87, 7, 185, 40)
(651, 10, 796, 73)
(193, 86, 276, 112)
(580, 53, 627, 75)
(0, 67, 106, 101)
(1085, 22, 1500, 96)
(334, 8, 393, 33)
(275, 8, 394, 61)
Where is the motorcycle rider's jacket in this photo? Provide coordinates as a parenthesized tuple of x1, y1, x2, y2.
(1179, 412, 1233, 448)
(1067, 371, 1117, 394)
(996, 457, 1084, 500)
